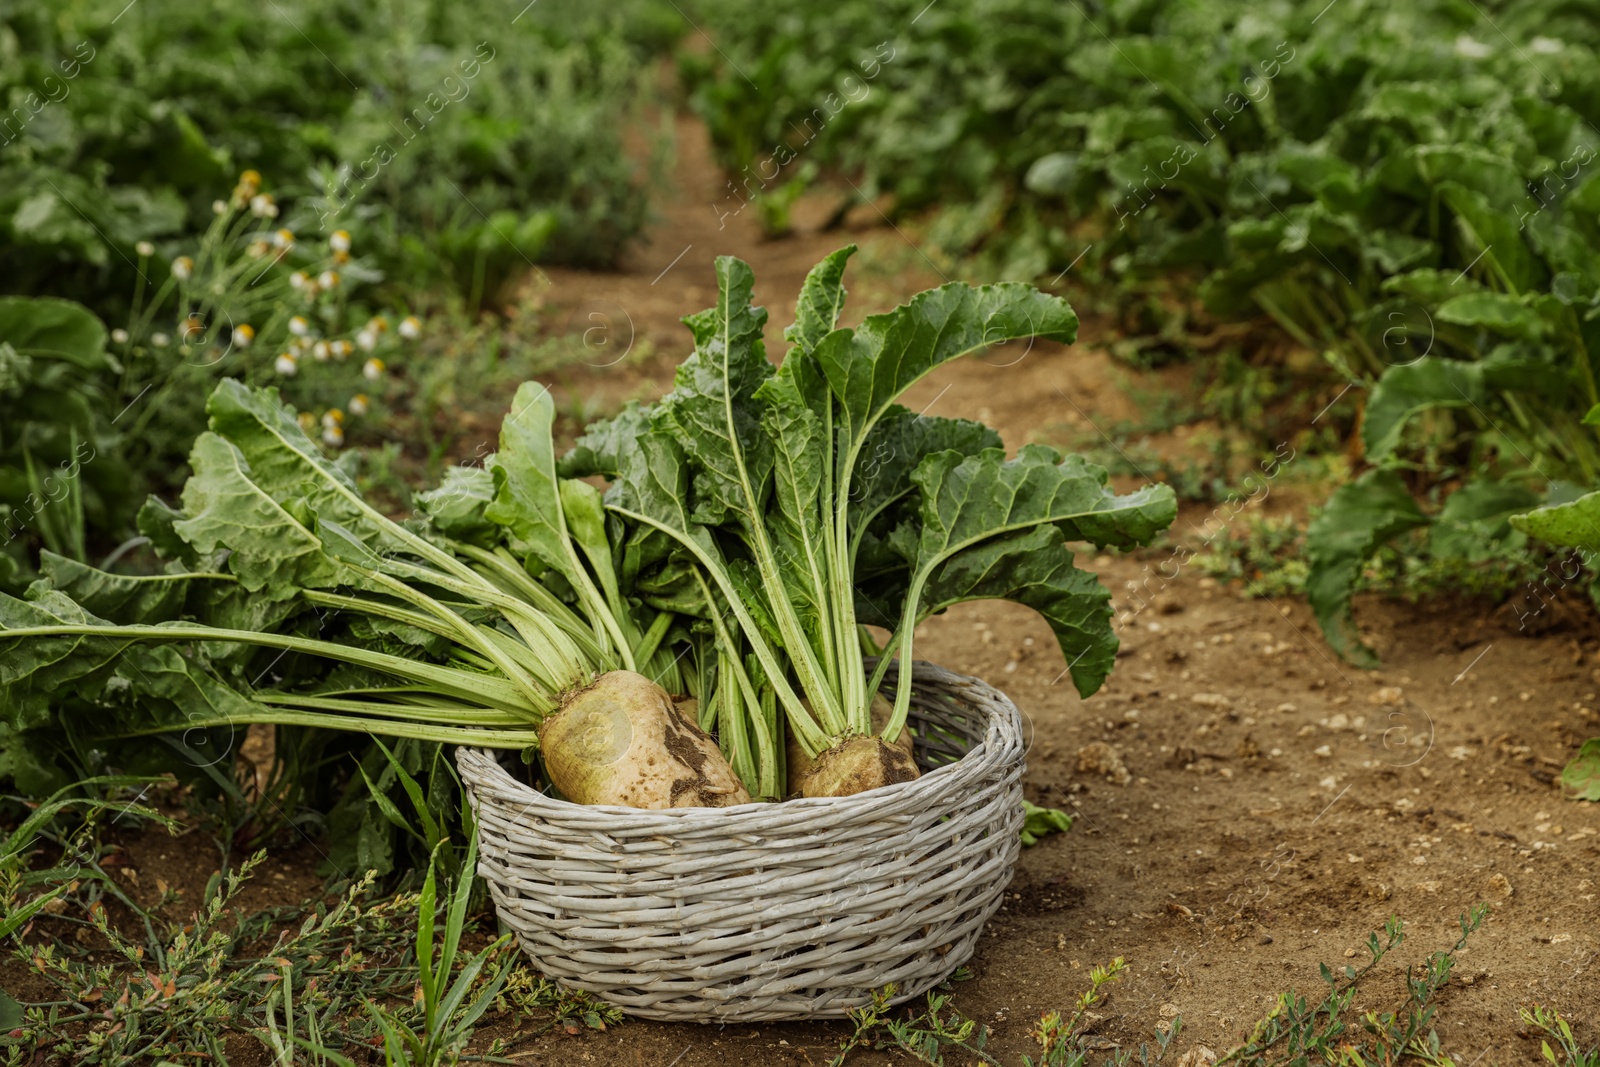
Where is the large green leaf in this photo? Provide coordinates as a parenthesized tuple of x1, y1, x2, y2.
(1306, 469, 1429, 667)
(816, 282, 1079, 462)
(920, 525, 1118, 698)
(202, 380, 415, 561)
(783, 243, 855, 354)
(558, 402, 651, 479)
(1437, 183, 1545, 294)
(908, 445, 1177, 561)
(0, 591, 126, 729)
(0, 297, 108, 369)
(1362, 358, 1486, 459)
(1428, 479, 1539, 562)
(37, 551, 232, 625)
(1510, 489, 1600, 552)
(1435, 293, 1545, 342)
(849, 407, 1002, 540)
(485, 382, 573, 573)
(878, 443, 1173, 730)
(659, 256, 776, 528)
(172, 433, 344, 594)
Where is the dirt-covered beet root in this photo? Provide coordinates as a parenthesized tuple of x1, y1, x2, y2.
(787, 692, 914, 796)
(538, 671, 751, 808)
(799, 733, 920, 798)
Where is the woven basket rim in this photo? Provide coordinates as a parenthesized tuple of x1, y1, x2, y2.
(457, 658, 1014, 824)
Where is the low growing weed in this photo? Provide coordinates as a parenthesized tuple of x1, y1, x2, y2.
(1523, 1005, 1600, 1067)
(831, 958, 1178, 1067)
(3, 828, 586, 1064)
(828, 907, 1579, 1067)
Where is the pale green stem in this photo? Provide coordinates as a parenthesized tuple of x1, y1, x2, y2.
(4, 625, 543, 715)
(607, 505, 828, 747)
(695, 569, 782, 792)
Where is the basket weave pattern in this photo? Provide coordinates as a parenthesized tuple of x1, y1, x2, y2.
(458, 660, 1026, 1022)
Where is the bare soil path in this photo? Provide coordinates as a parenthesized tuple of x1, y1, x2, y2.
(475, 107, 1600, 1065)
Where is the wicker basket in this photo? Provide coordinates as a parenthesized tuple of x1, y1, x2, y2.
(457, 660, 1026, 1022)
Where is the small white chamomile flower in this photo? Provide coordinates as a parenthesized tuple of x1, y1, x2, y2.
(212, 199, 229, 215)
(171, 256, 194, 281)
(288, 316, 310, 337)
(318, 270, 340, 289)
(356, 327, 378, 352)
(348, 393, 370, 416)
(272, 228, 294, 250)
(150, 332, 170, 348)
(135, 240, 155, 257)
(312, 341, 331, 362)
(398, 315, 421, 340)
(289, 271, 308, 289)
(329, 230, 351, 253)
(322, 425, 345, 448)
(362, 357, 385, 381)
(275, 352, 298, 376)
(111, 328, 129, 344)
(233, 324, 255, 348)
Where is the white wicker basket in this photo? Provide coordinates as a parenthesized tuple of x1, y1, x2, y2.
(457, 660, 1026, 1022)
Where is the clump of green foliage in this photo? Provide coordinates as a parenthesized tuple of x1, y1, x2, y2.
(1, 0, 677, 319)
(682, 1, 1600, 708)
(1196, 510, 1566, 605)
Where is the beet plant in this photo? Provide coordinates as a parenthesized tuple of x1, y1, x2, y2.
(564, 246, 1177, 797)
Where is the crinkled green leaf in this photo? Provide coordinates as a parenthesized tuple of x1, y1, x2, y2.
(660, 257, 775, 528)
(1437, 183, 1546, 294)
(783, 244, 855, 354)
(1435, 292, 1545, 341)
(559, 402, 651, 479)
(137, 495, 203, 565)
(1306, 469, 1430, 667)
(1380, 268, 1486, 307)
(203, 379, 412, 559)
(910, 445, 1177, 562)
(0, 590, 124, 729)
(816, 281, 1079, 458)
(37, 551, 197, 623)
(921, 525, 1117, 698)
(416, 465, 499, 547)
(888, 446, 1173, 705)
(850, 407, 1002, 539)
(173, 433, 344, 594)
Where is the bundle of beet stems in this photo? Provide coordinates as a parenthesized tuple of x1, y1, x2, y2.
(0, 249, 1175, 808)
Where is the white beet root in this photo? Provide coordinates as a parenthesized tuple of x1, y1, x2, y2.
(788, 693, 920, 798)
(538, 671, 751, 808)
